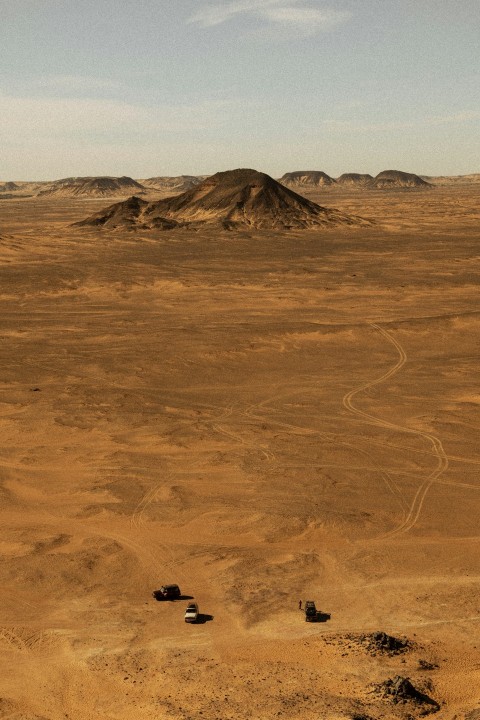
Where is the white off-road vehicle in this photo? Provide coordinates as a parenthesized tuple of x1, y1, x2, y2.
(184, 602, 199, 623)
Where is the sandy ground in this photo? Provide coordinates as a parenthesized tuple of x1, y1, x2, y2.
(0, 185, 479, 719)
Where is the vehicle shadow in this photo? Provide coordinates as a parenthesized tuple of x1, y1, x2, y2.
(195, 614, 214, 624)
(152, 594, 194, 602)
(316, 611, 331, 623)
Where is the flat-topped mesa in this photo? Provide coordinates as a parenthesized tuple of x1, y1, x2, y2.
(75, 168, 369, 230)
(279, 170, 336, 188)
(141, 175, 207, 192)
(373, 170, 432, 189)
(336, 173, 375, 187)
(39, 176, 146, 197)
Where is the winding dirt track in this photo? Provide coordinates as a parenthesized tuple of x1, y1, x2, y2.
(1, 186, 480, 720)
(343, 323, 449, 537)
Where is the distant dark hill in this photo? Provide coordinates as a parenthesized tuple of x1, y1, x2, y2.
(39, 176, 146, 197)
(0, 193, 33, 200)
(336, 173, 374, 187)
(373, 170, 431, 189)
(420, 173, 480, 185)
(141, 175, 207, 192)
(0, 182, 19, 192)
(279, 171, 336, 188)
(75, 168, 369, 231)
(75, 195, 178, 230)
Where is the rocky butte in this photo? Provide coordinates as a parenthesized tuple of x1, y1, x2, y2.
(75, 168, 369, 231)
(39, 175, 146, 198)
(372, 170, 431, 189)
(278, 170, 337, 188)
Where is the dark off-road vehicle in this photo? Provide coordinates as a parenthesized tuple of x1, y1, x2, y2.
(152, 584, 181, 600)
(305, 600, 317, 621)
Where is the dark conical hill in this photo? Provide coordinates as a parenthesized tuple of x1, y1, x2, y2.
(75, 168, 368, 230)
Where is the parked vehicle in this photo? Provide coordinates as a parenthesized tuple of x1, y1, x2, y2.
(152, 584, 181, 600)
(305, 600, 317, 621)
(184, 602, 199, 623)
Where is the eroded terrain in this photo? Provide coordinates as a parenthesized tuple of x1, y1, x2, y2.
(0, 185, 479, 719)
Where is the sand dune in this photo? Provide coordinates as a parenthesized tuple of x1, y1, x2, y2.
(76, 168, 369, 230)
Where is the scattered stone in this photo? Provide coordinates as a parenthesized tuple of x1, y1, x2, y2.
(465, 710, 480, 720)
(373, 675, 439, 713)
(418, 659, 439, 671)
(361, 631, 410, 655)
(339, 631, 412, 655)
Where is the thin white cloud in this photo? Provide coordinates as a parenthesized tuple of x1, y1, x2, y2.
(188, 0, 351, 36)
(189, 0, 280, 27)
(261, 5, 350, 32)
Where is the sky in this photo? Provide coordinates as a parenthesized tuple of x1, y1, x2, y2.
(1, 0, 479, 180)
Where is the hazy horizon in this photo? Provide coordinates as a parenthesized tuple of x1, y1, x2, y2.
(3, 167, 479, 185)
(2, 0, 479, 180)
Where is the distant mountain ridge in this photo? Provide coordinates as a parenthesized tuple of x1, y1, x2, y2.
(140, 175, 208, 192)
(4, 170, 479, 196)
(278, 169, 431, 189)
(421, 173, 480, 185)
(75, 168, 369, 231)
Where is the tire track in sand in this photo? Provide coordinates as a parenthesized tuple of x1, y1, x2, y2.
(343, 323, 449, 537)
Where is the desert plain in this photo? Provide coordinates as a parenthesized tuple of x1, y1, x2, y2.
(0, 180, 480, 720)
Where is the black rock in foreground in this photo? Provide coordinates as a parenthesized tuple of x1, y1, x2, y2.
(373, 676, 440, 712)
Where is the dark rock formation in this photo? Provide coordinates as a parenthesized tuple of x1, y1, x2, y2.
(373, 170, 431, 189)
(39, 176, 146, 197)
(75, 168, 369, 231)
(336, 173, 374, 187)
(279, 170, 336, 188)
